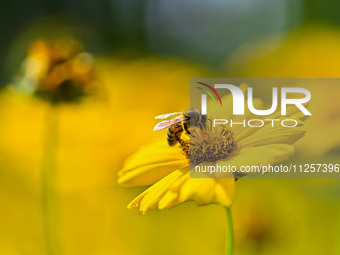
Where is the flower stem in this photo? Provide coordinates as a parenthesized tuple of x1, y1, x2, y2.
(42, 105, 61, 255)
(225, 207, 234, 255)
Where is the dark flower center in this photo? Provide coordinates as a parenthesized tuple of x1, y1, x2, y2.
(179, 121, 234, 165)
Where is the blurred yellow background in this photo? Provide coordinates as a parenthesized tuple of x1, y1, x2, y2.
(0, 1, 340, 255)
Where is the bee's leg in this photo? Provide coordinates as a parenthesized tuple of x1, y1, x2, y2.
(200, 115, 208, 130)
(207, 119, 212, 130)
(201, 114, 207, 126)
(174, 130, 183, 142)
(183, 122, 190, 135)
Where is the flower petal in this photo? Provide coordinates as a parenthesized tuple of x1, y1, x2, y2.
(265, 103, 310, 120)
(158, 171, 235, 209)
(127, 168, 188, 214)
(127, 167, 235, 214)
(118, 159, 188, 186)
(121, 138, 184, 171)
(118, 138, 188, 186)
(231, 98, 265, 140)
(233, 102, 308, 143)
(219, 144, 294, 172)
(237, 124, 306, 148)
(177, 174, 234, 207)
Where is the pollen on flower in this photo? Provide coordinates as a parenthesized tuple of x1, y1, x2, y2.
(179, 120, 234, 165)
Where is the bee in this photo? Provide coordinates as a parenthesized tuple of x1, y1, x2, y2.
(153, 109, 206, 146)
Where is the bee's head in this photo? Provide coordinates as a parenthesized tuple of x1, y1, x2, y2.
(184, 109, 200, 126)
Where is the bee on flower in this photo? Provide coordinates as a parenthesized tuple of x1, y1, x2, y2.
(118, 84, 308, 215)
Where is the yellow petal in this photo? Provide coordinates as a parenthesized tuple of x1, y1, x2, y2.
(233, 105, 307, 144)
(238, 124, 306, 147)
(118, 159, 188, 186)
(265, 103, 309, 120)
(127, 168, 187, 214)
(120, 138, 184, 172)
(128, 167, 235, 213)
(231, 98, 265, 140)
(219, 144, 294, 171)
(118, 138, 188, 186)
(178, 174, 234, 206)
(158, 171, 235, 209)
(214, 178, 235, 206)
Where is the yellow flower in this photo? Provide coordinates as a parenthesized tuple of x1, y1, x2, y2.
(17, 37, 97, 102)
(118, 85, 307, 214)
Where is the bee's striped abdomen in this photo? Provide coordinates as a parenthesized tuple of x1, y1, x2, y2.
(167, 123, 183, 146)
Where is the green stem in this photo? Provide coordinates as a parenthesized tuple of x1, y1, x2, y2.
(225, 207, 234, 255)
(42, 105, 61, 255)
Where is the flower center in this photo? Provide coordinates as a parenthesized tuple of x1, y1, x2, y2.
(179, 121, 234, 165)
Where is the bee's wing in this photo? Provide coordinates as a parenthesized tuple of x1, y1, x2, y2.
(153, 117, 187, 131)
(155, 112, 182, 120)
